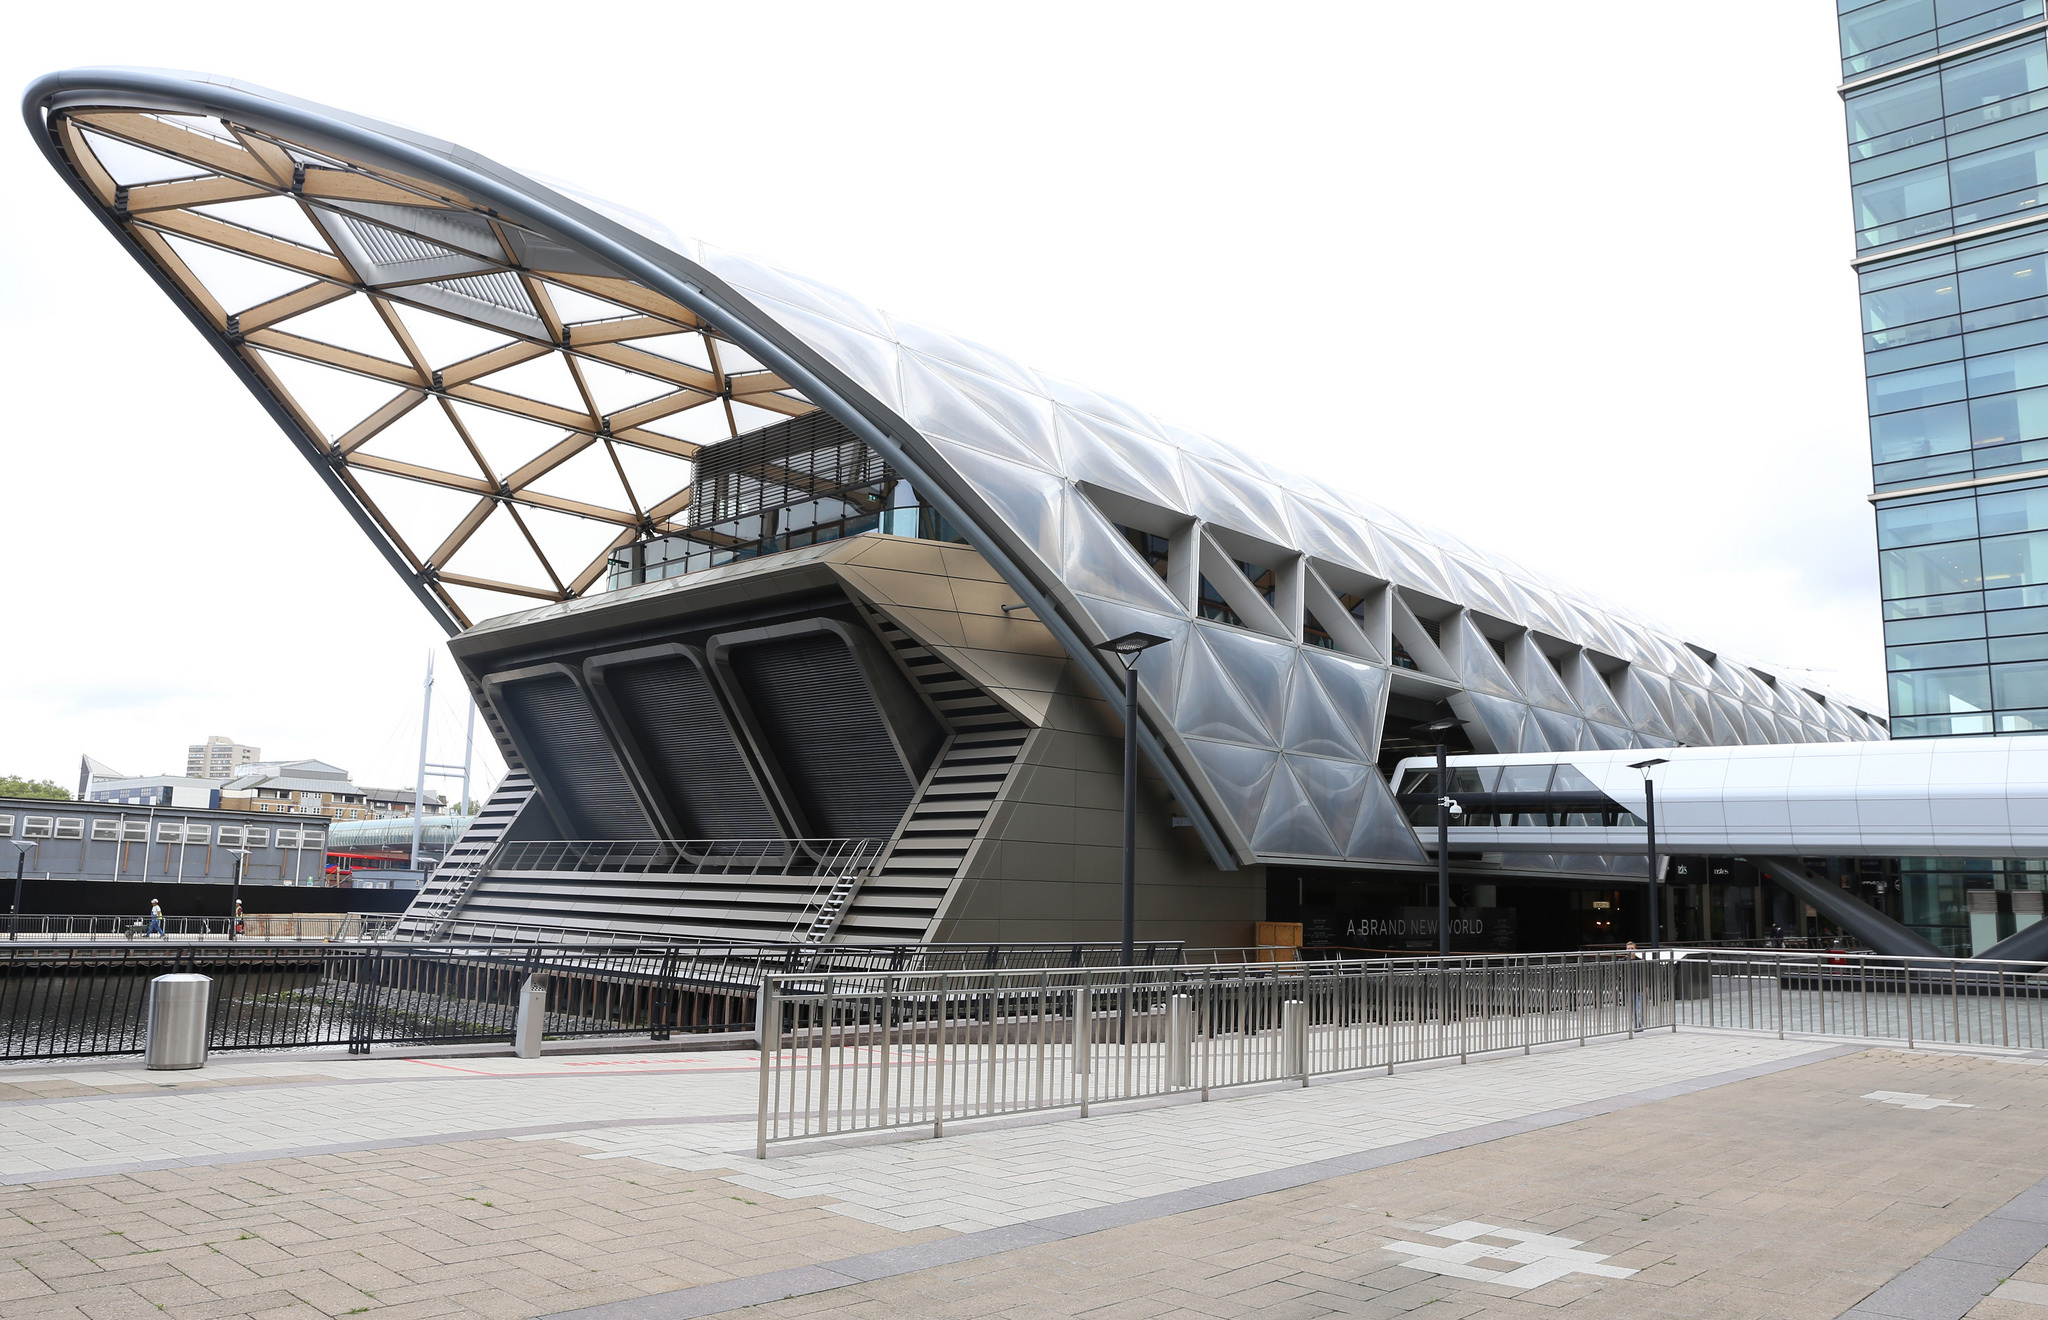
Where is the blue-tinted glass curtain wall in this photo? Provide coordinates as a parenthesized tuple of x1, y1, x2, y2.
(1843, 0, 2048, 734)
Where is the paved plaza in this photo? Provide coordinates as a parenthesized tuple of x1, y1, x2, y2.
(0, 1030, 2041, 1318)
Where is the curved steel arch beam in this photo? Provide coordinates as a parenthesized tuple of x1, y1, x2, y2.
(23, 67, 1239, 870)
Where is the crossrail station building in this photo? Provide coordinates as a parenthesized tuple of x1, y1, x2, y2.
(28, 66, 2048, 962)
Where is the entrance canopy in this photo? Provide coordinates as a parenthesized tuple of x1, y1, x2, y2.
(1393, 736, 2048, 860)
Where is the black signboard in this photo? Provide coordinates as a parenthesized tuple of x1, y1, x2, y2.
(1302, 906, 1517, 953)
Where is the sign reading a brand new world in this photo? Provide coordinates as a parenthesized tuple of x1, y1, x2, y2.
(1303, 908, 1517, 953)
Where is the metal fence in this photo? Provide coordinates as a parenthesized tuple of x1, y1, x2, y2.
(0, 913, 400, 942)
(489, 838, 883, 875)
(758, 946, 2048, 1154)
(756, 952, 1667, 1154)
(0, 939, 1192, 1063)
(0, 941, 765, 1061)
(1674, 947, 2048, 1050)
(433, 917, 1190, 967)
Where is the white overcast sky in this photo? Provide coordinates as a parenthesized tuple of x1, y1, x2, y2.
(0, 1, 1874, 795)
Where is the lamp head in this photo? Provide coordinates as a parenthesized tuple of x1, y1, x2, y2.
(1628, 757, 1670, 773)
(1421, 717, 1465, 735)
(1095, 632, 1170, 669)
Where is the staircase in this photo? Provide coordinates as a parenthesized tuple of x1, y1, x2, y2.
(393, 771, 536, 940)
(847, 612, 1035, 941)
(796, 871, 864, 944)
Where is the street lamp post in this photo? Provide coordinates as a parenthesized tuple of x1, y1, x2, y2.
(226, 848, 250, 941)
(1094, 631, 1170, 966)
(1629, 758, 1670, 949)
(1421, 718, 1466, 958)
(6, 840, 35, 941)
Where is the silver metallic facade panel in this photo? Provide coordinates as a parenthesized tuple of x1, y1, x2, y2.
(24, 68, 1887, 876)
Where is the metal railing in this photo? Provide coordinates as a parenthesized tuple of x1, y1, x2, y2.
(759, 946, 2048, 1154)
(413, 912, 1191, 965)
(1588, 937, 1868, 952)
(0, 913, 401, 942)
(489, 838, 884, 875)
(0, 939, 1193, 1062)
(1673, 947, 2048, 1049)
(0, 941, 764, 1061)
(756, 952, 1667, 1154)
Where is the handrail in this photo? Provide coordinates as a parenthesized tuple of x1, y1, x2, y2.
(757, 945, 2048, 1155)
(757, 951, 1669, 1153)
(489, 837, 885, 876)
(0, 913, 401, 942)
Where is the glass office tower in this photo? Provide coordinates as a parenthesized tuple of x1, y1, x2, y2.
(1842, 1, 2048, 735)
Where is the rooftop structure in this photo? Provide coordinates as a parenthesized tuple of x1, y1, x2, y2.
(84, 775, 220, 810)
(187, 736, 259, 780)
(216, 760, 444, 822)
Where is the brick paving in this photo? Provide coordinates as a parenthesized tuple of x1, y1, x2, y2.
(0, 1037, 2037, 1318)
(718, 1048, 2048, 1320)
(0, 1137, 934, 1319)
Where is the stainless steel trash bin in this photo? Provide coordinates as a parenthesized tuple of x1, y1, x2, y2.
(144, 973, 210, 1070)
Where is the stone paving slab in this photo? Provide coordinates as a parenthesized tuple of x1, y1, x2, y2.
(0, 1032, 2039, 1318)
(528, 1033, 1829, 1232)
(633, 1047, 2048, 1320)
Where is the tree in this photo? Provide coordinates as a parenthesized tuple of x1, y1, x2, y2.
(0, 777, 69, 800)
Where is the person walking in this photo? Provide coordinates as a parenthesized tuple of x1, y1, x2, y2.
(147, 899, 164, 937)
(233, 898, 244, 938)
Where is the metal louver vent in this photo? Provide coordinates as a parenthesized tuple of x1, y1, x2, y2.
(691, 411, 887, 527)
(339, 215, 461, 267)
(604, 656, 781, 838)
(427, 271, 533, 315)
(493, 673, 653, 840)
(728, 634, 916, 837)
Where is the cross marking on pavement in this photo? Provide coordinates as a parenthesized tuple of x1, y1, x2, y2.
(1863, 1090, 1973, 1110)
(1380, 1219, 1638, 1290)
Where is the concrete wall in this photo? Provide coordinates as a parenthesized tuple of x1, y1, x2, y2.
(933, 665, 1263, 950)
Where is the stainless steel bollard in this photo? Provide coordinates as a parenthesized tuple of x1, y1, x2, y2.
(1282, 998, 1307, 1083)
(514, 975, 547, 1060)
(144, 974, 210, 1070)
(1166, 994, 1192, 1088)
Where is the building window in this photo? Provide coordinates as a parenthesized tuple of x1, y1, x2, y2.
(245, 827, 269, 847)
(1115, 525, 1170, 579)
(0, 816, 12, 838)
(183, 825, 210, 846)
(119, 822, 146, 843)
(1196, 575, 1243, 627)
(22, 817, 54, 839)
(1238, 559, 1276, 605)
(217, 826, 244, 847)
(53, 819, 83, 840)
(90, 820, 120, 841)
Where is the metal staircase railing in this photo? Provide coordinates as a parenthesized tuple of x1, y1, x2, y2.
(394, 772, 535, 940)
(793, 850, 883, 946)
